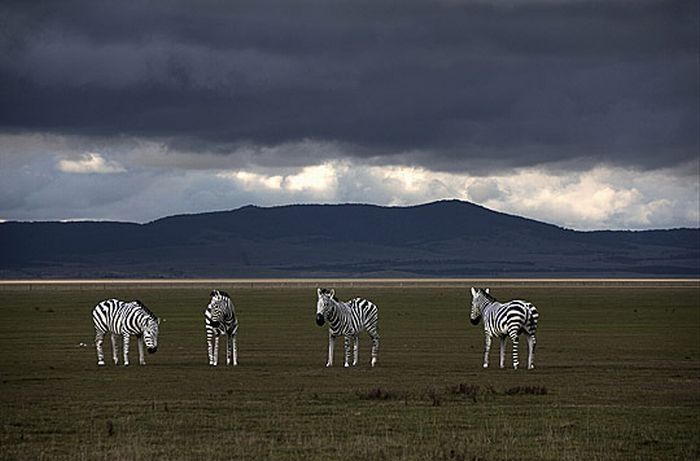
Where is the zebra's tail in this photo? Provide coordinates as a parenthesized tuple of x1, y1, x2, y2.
(527, 304, 539, 334)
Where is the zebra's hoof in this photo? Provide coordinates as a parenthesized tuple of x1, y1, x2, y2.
(343, 363, 350, 368)
(97, 361, 105, 366)
(483, 363, 489, 368)
(371, 358, 377, 367)
(325, 362, 332, 367)
(529, 365, 535, 370)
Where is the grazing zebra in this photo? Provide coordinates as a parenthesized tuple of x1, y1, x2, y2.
(204, 290, 238, 366)
(92, 298, 160, 366)
(315, 288, 380, 367)
(469, 287, 539, 370)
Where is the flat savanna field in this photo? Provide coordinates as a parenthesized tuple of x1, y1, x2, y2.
(0, 281, 698, 460)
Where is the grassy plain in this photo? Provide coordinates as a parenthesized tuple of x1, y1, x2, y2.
(0, 283, 698, 460)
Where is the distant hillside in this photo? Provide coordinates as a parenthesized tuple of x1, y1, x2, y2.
(1, 200, 698, 278)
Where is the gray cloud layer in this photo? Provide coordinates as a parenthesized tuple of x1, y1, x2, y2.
(1, 0, 697, 173)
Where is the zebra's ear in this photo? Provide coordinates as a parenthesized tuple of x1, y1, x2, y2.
(210, 290, 217, 297)
(329, 289, 335, 298)
(157, 318, 161, 325)
(470, 287, 477, 297)
(317, 288, 322, 297)
(485, 288, 490, 294)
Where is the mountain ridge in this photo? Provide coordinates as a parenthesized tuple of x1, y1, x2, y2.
(1, 200, 698, 278)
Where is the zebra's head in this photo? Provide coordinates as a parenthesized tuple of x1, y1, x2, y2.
(316, 288, 335, 326)
(469, 287, 490, 325)
(143, 317, 160, 353)
(134, 300, 159, 353)
(208, 290, 230, 328)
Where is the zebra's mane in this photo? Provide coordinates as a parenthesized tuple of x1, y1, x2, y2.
(133, 300, 158, 321)
(211, 290, 231, 299)
(477, 289, 497, 303)
(319, 288, 339, 302)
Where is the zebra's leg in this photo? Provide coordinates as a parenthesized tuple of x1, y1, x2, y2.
(343, 336, 351, 368)
(527, 334, 537, 370)
(326, 332, 336, 367)
(232, 334, 238, 366)
(110, 333, 119, 365)
(226, 333, 236, 366)
(138, 336, 146, 366)
(352, 336, 359, 367)
(213, 336, 220, 367)
(95, 331, 106, 366)
(499, 336, 507, 369)
(369, 330, 379, 367)
(509, 331, 520, 370)
(483, 334, 492, 368)
(207, 332, 214, 366)
(122, 334, 130, 367)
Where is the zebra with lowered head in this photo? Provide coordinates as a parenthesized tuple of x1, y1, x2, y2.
(205, 290, 238, 366)
(315, 288, 380, 367)
(469, 287, 539, 370)
(92, 298, 160, 366)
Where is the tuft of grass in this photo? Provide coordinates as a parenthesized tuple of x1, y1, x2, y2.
(357, 387, 397, 401)
(449, 383, 481, 402)
(504, 385, 548, 396)
(422, 387, 442, 407)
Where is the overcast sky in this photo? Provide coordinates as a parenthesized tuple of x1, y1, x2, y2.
(1, 0, 698, 230)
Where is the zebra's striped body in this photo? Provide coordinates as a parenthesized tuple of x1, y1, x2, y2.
(205, 290, 238, 366)
(469, 287, 538, 370)
(92, 298, 159, 366)
(315, 288, 380, 367)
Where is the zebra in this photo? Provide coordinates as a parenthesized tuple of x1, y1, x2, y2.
(92, 298, 160, 367)
(469, 287, 539, 370)
(205, 290, 238, 366)
(315, 288, 380, 367)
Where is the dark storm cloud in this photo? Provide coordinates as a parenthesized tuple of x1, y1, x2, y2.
(1, 0, 697, 172)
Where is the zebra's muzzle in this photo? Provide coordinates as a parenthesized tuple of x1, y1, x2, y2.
(315, 314, 325, 326)
(147, 346, 157, 354)
(470, 316, 481, 325)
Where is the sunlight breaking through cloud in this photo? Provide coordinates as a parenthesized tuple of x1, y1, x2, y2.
(57, 153, 126, 174)
(213, 160, 698, 230)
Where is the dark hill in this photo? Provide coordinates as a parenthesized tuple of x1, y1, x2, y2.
(1, 200, 698, 278)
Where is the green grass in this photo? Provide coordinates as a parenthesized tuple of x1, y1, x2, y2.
(0, 285, 698, 460)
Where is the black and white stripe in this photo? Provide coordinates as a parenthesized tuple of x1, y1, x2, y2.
(92, 298, 160, 366)
(205, 290, 238, 366)
(469, 287, 538, 370)
(315, 288, 380, 367)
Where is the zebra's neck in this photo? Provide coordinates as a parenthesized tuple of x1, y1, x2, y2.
(479, 299, 500, 317)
